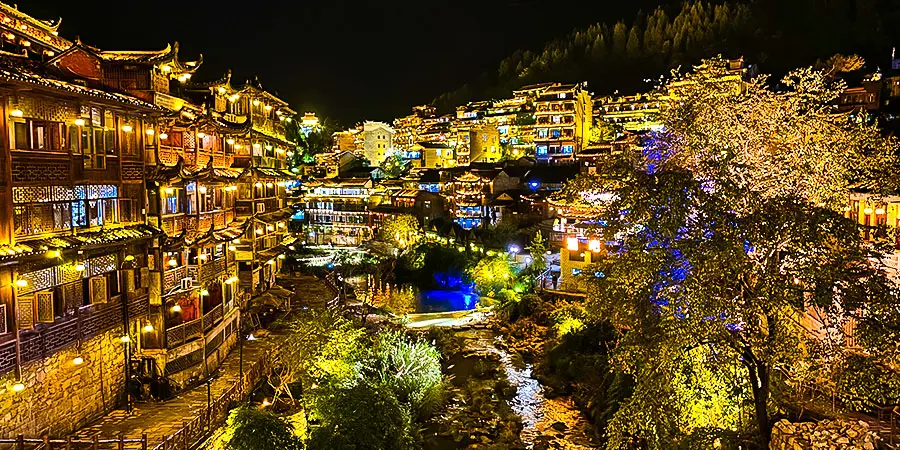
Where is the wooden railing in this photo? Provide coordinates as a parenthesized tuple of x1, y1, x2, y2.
(0, 434, 147, 450)
(165, 305, 224, 349)
(162, 266, 188, 293)
(151, 354, 270, 450)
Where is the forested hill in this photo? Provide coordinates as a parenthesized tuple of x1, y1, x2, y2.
(433, 0, 900, 111)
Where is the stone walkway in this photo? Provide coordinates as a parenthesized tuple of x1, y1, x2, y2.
(74, 275, 334, 448)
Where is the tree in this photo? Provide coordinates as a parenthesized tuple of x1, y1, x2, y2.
(219, 406, 303, 450)
(378, 214, 422, 250)
(527, 231, 547, 275)
(270, 310, 366, 405)
(574, 58, 900, 448)
(469, 255, 515, 295)
(381, 153, 407, 178)
(365, 331, 445, 417)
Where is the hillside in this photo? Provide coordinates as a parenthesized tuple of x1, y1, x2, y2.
(433, 0, 900, 110)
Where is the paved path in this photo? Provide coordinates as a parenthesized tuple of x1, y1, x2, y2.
(74, 276, 333, 448)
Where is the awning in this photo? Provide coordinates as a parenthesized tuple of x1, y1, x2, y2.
(0, 224, 162, 263)
(255, 207, 294, 224)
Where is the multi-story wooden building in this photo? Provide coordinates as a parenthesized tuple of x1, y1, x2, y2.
(298, 178, 374, 246)
(0, 2, 301, 437)
(533, 82, 593, 164)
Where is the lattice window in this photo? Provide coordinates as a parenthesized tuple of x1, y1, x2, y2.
(74, 185, 118, 200)
(12, 186, 78, 204)
(0, 304, 7, 333)
(88, 254, 117, 277)
(35, 292, 54, 323)
(18, 266, 57, 296)
(18, 297, 34, 330)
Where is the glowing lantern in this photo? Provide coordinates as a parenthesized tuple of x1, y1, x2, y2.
(567, 237, 579, 251)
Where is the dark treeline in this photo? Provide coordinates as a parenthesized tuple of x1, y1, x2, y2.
(433, 0, 900, 111)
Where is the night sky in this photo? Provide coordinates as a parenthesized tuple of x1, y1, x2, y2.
(26, 0, 664, 125)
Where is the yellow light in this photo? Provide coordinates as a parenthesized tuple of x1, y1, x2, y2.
(254, 182, 263, 188)
(73, 356, 84, 366)
(197, 254, 208, 261)
(876, 208, 886, 215)
(172, 304, 182, 313)
(146, 128, 155, 135)
(200, 289, 209, 296)
(124, 255, 135, 262)
(267, 259, 275, 265)
(143, 323, 154, 332)
(197, 132, 205, 139)
(255, 228, 263, 235)
(264, 105, 272, 111)
(159, 132, 168, 140)
(15, 279, 27, 288)
(217, 87, 226, 94)
(121, 125, 133, 133)
(277, 222, 285, 228)
(589, 239, 601, 252)
(864, 207, 874, 215)
(278, 254, 286, 260)
(199, 186, 207, 194)
(266, 182, 274, 188)
(120, 335, 131, 343)
(228, 245, 237, 251)
(12, 383, 25, 392)
(21, 41, 30, 47)
(75, 263, 86, 272)
(261, 398, 271, 407)
(160, 65, 172, 72)
(232, 238, 240, 244)
(225, 276, 238, 285)
(286, 151, 294, 157)
(253, 100, 260, 106)
(74, 118, 86, 126)
(253, 143, 261, 150)
(168, 259, 178, 267)
(266, 225, 275, 231)
(234, 143, 242, 150)
(10, 109, 23, 117)
(165, 187, 175, 195)
(277, 181, 286, 187)
(567, 237, 579, 251)
(47, 250, 61, 259)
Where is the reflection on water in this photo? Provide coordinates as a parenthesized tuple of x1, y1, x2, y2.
(418, 289, 479, 313)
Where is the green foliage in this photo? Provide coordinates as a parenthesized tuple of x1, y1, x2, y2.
(834, 354, 900, 412)
(308, 380, 417, 450)
(526, 231, 547, 275)
(378, 214, 422, 250)
(381, 153, 408, 178)
(500, 292, 539, 323)
(469, 255, 515, 295)
(568, 58, 900, 448)
(366, 331, 445, 417)
(271, 310, 366, 403)
(372, 287, 417, 315)
(219, 406, 303, 450)
(495, 288, 520, 306)
(395, 243, 473, 290)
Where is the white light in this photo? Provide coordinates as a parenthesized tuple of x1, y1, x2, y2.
(159, 132, 168, 140)
(198, 186, 207, 194)
(146, 128, 155, 136)
(172, 304, 182, 313)
(73, 356, 84, 365)
(74, 118, 86, 127)
(143, 323, 154, 333)
(121, 125, 133, 133)
(120, 335, 131, 343)
(197, 132, 206, 139)
(12, 383, 25, 392)
(10, 109, 23, 117)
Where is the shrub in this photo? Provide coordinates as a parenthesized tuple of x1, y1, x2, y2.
(834, 354, 900, 412)
(367, 331, 446, 417)
(219, 406, 303, 450)
(308, 380, 417, 450)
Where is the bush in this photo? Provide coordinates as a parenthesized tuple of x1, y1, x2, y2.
(367, 331, 446, 417)
(834, 354, 900, 412)
(500, 293, 539, 322)
(219, 406, 303, 450)
(308, 380, 417, 450)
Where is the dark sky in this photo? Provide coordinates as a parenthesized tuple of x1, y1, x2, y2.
(26, 0, 661, 125)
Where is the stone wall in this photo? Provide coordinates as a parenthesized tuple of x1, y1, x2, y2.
(0, 327, 126, 438)
(770, 419, 879, 450)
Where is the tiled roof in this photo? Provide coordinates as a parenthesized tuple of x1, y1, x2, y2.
(0, 54, 162, 110)
(0, 224, 161, 262)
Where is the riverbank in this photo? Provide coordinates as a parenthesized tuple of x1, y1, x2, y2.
(410, 311, 600, 449)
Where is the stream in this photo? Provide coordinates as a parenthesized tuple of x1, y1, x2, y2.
(415, 320, 599, 450)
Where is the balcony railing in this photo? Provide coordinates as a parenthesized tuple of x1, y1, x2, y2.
(163, 265, 188, 293)
(166, 304, 224, 349)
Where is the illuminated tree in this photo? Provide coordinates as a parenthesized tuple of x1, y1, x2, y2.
(526, 231, 547, 275)
(378, 214, 422, 250)
(469, 255, 515, 295)
(575, 58, 900, 448)
(381, 153, 408, 178)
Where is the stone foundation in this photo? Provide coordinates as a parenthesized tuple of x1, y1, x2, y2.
(0, 328, 126, 438)
(770, 419, 879, 449)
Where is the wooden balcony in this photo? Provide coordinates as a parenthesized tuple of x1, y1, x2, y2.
(163, 265, 188, 293)
(165, 303, 225, 349)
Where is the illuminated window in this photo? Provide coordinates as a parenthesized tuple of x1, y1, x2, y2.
(589, 239, 601, 252)
(567, 237, 579, 251)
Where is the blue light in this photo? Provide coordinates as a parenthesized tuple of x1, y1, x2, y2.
(528, 181, 541, 191)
